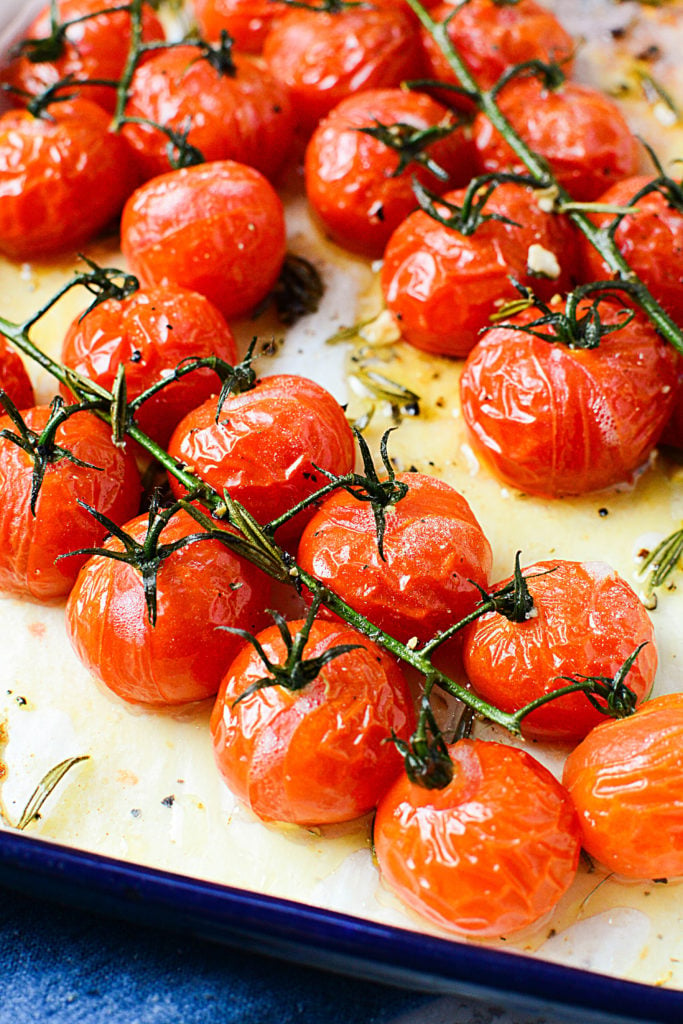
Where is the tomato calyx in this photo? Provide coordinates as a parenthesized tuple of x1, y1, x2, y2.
(357, 118, 459, 182)
(488, 57, 566, 102)
(551, 643, 647, 722)
(391, 685, 454, 790)
(194, 29, 238, 79)
(472, 550, 537, 622)
(279, 0, 362, 14)
(413, 172, 530, 236)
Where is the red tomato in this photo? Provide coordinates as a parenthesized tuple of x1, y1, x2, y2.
(459, 297, 680, 496)
(122, 44, 294, 183)
(0, 336, 34, 410)
(563, 693, 683, 880)
(381, 180, 579, 357)
(420, 0, 573, 111)
(297, 471, 492, 646)
(579, 176, 683, 325)
(0, 99, 138, 260)
(2, 0, 165, 114)
(193, 0, 290, 53)
(263, 4, 424, 135)
(0, 406, 140, 601)
(462, 560, 657, 743)
(473, 79, 640, 202)
(120, 160, 287, 321)
(304, 87, 475, 258)
(60, 285, 238, 447)
(167, 374, 355, 543)
(375, 738, 581, 937)
(660, 379, 683, 449)
(66, 508, 269, 705)
(210, 617, 416, 825)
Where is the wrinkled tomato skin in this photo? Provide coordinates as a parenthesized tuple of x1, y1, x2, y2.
(60, 285, 238, 447)
(462, 560, 657, 743)
(193, 0, 290, 52)
(122, 46, 294, 183)
(473, 80, 640, 202)
(120, 161, 286, 321)
(459, 299, 680, 496)
(304, 88, 475, 259)
(381, 182, 579, 357)
(0, 336, 34, 410)
(263, 5, 424, 135)
(375, 739, 581, 938)
(2, 0, 165, 114)
(167, 375, 355, 544)
(421, 0, 573, 111)
(297, 472, 492, 646)
(579, 176, 683, 325)
(563, 694, 683, 880)
(210, 618, 416, 826)
(0, 407, 141, 602)
(0, 100, 138, 261)
(66, 509, 269, 706)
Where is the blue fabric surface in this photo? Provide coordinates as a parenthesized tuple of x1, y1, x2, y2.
(0, 885, 431, 1023)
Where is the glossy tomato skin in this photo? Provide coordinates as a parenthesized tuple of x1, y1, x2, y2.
(211, 618, 416, 825)
(122, 46, 294, 183)
(563, 694, 683, 880)
(381, 181, 579, 357)
(120, 161, 287, 321)
(60, 285, 238, 447)
(304, 88, 475, 259)
(459, 299, 680, 496)
(66, 508, 269, 705)
(660, 379, 683, 449)
(375, 739, 581, 938)
(420, 0, 573, 111)
(193, 0, 290, 52)
(167, 375, 355, 544)
(297, 471, 492, 646)
(263, 4, 424, 135)
(579, 176, 683, 325)
(0, 99, 138, 261)
(473, 79, 640, 202)
(0, 406, 140, 602)
(0, 336, 34, 410)
(2, 0, 165, 114)
(462, 560, 657, 743)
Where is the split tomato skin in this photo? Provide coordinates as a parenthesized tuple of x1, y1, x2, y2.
(211, 618, 416, 826)
(0, 406, 141, 602)
(304, 88, 475, 259)
(120, 160, 287, 321)
(462, 560, 657, 743)
(0, 99, 138, 261)
(374, 739, 581, 938)
(459, 298, 680, 496)
(193, 0, 290, 53)
(66, 509, 269, 706)
(60, 285, 238, 447)
(297, 471, 492, 647)
(166, 374, 355, 543)
(563, 693, 683, 880)
(0, 336, 34, 410)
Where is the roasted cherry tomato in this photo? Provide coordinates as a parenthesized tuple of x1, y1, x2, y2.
(381, 180, 579, 357)
(120, 160, 287, 321)
(375, 738, 581, 938)
(61, 285, 238, 447)
(66, 507, 269, 705)
(661, 379, 683, 450)
(297, 471, 492, 646)
(459, 297, 680, 496)
(420, 0, 573, 111)
(0, 336, 34, 410)
(563, 693, 683, 880)
(473, 78, 640, 202)
(167, 374, 355, 544)
(0, 98, 138, 261)
(211, 617, 416, 826)
(2, 0, 165, 114)
(579, 176, 683, 325)
(462, 560, 657, 743)
(193, 0, 290, 53)
(263, 3, 424, 135)
(0, 405, 140, 602)
(122, 44, 294, 183)
(304, 87, 475, 258)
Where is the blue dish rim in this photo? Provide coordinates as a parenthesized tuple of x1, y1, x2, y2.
(0, 828, 681, 1024)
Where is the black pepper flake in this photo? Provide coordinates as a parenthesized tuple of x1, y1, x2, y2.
(598, 507, 609, 517)
(161, 795, 175, 807)
(15, 695, 27, 706)
(130, 808, 141, 818)
(130, 350, 143, 363)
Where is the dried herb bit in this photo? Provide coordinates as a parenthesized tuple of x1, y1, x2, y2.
(556, 643, 647, 721)
(357, 118, 458, 181)
(270, 253, 325, 326)
(392, 690, 453, 790)
(13, 755, 89, 831)
(351, 365, 420, 420)
(638, 526, 683, 597)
